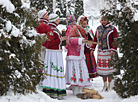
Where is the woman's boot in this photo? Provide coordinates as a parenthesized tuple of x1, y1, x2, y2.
(67, 85, 73, 90)
(73, 86, 81, 95)
(102, 81, 107, 91)
(107, 81, 113, 91)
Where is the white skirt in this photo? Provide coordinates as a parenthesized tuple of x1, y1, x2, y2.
(39, 49, 66, 90)
(97, 50, 115, 76)
(39, 46, 46, 62)
(66, 58, 92, 87)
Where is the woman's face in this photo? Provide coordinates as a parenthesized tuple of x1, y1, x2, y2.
(43, 15, 49, 20)
(55, 18, 60, 25)
(81, 21, 87, 28)
(100, 19, 109, 26)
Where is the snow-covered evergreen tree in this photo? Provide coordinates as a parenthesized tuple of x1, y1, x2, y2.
(30, 0, 45, 11)
(45, 0, 53, 13)
(30, 0, 53, 13)
(56, 0, 66, 18)
(0, 0, 44, 95)
(66, 0, 75, 15)
(74, 0, 84, 20)
(101, 0, 138, 98)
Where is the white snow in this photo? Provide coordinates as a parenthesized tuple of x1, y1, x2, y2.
(5, 21, 12, 33)
(21, 0, 30, 9)
(9, 54, 16, 59)
(0, 0, 15, 13)
(1, 76, 138, 102)
(10, 25, 20, 37)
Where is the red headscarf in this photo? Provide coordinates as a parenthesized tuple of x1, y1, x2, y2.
(77, 16, 88, 26)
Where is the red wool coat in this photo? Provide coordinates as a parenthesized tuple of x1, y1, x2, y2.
(42, 22, 62, 50)
(36, 19, 51, 47)
(36, 19, 49, 34)
(90, 24, 118, 52)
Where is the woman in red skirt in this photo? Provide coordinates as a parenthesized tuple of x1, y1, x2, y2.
(77, 16, 98, 79)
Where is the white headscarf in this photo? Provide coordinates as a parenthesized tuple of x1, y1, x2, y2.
(38, 9, 48, 19)
(49, 13, 59, 22)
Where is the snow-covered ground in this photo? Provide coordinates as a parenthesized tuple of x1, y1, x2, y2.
(1, 76, 138, 102)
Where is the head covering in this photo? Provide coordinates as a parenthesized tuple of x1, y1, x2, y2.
(100, 16, 110, 25)
(69, 15, 88, 38)
(38, 9, 48, 19)
(101, 16, 108, 20)
(100, 16, 109, 22)
(49, 14, 59, 22)
(66, 15, 76, 27)
(77, 15, 89, 26)
(71, 15, 89, 37)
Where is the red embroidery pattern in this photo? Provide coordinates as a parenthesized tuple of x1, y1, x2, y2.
(79, 64, 83, 83)
(98, 68, 114, 71)
(70, 63, 76, 83)
(69, 25, 86, 38)
(88, 78, 90, 82)
(98, 58, 112, 67)
(98, 54, 110, 57)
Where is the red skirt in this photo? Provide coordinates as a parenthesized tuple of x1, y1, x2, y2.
(85, 52, 98, 78)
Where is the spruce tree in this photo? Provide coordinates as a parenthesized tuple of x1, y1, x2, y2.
(101, 0, 138, 98)
(30, 0, 46, 11)
(56, 0, 66, 18)
(0, 0, 44, 95)
(66, 0, 75, 15)
(30, 0, 53, 13)
(45, 0, 53, 13)
(74, 0, 84, 20)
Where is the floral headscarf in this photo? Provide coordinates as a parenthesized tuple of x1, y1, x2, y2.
(77, 16, 89, 27)
(69, 15, 90, 38)
(66, 15, 76, 28)
(68, 16, 89, 38)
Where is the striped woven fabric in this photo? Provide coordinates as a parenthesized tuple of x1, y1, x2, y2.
(85, 52, 98, 78)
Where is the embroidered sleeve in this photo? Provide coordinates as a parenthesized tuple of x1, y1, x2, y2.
(46, 30, 61, 47)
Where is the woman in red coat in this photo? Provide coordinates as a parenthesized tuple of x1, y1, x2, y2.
(39, 13, 67, 100)
(36, 9, 49, 33)
(36, 9, 49, 63)
(90, 16, 118, 91)
(77, 16, 98, 79)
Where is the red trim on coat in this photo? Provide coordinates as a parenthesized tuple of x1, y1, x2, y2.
(97, 68, 114, 71)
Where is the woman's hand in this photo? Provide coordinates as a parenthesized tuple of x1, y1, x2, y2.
(90, 50, 94, 56)
(82, 38, 88, 43)
(61, 36, 67, 41)
(87, 43, 92, 47)
(110, 51, 115, 56)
